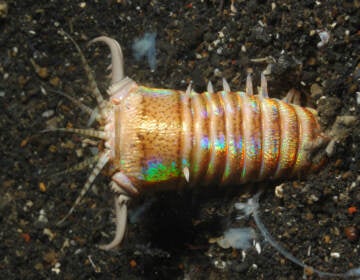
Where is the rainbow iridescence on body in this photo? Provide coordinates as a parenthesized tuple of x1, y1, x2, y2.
(114, 85, 327, 191)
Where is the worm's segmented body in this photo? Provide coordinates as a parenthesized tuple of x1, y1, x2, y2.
(110, 83, 326, 193)
(55, 34, 329, 250)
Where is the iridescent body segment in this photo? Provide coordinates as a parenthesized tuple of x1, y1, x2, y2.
(110, 84, 327, 192)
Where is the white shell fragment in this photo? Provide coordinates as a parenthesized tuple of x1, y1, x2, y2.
(330, 252, 340, 258)
(317, 29, 330, 48)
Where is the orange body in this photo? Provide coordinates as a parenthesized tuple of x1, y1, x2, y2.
(106, 84, 329, 193)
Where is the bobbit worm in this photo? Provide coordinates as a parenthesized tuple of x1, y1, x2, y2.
(52, 33, 329, 250)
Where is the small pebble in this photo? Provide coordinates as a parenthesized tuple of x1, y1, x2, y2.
(36, 67, 49, 79)
(43, 250, 58, 265)
(18, 75, 29, 87)
(348, 206, 357, 215)
(38, 209, 48, 224)
(307, 194, 319, 204)
(307, 57, 317, 66)
(43, 228, 55, 240)
(310, 83, 323, 97)
(304, 212, 314, 220)
(341, 171, 352, 180)
(323, 235, 331, 244)
(26, 200, 34, 208)
(42, 110, 55, 118)
(129, 259, 137, 268)
(75, 148, 83, 157)
(49, 76, 60, 87)
(21, 233, 31, 243)
(48, 145, 57, 153)
(20, 137, 29, 147)
(275, 183, 284, 198)
(39, 182, 46, 192)
(344, 226, 358, 241)
(317, 30, 330, 48)
(304, 266, 314, 277)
